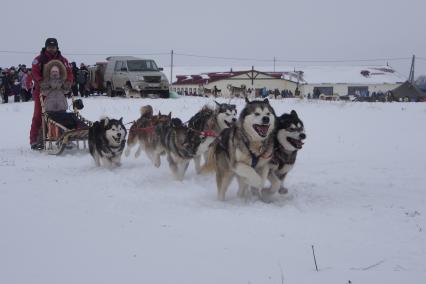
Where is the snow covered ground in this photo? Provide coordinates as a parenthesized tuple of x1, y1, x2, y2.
(1, 96, 425, 284)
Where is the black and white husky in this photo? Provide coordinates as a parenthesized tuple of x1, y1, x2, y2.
(204, 98, 276, 201)
(265, 110, 306, 196)
(89, 117, 127, 168)
(188, 101, 237, 173)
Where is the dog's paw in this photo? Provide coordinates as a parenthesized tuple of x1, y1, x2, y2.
(261, 187, 273, 195)
(259, 194, 274, 204)
(124, 149, 130, 157)
(244, 174, 262, 189)
(258, 188, 274, 203)
(237, 187, 249, 198)
(279, 187, 289, 194)
(252, 178, 263, 189)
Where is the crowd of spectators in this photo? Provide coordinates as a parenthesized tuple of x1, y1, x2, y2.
(0, 65, 33, 103)
(1, 62, 91, 104)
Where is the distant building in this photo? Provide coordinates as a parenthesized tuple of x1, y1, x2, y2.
(172, 69, 298, 97)
(172, 66, 406, 98)
(290, 66, 406, 97)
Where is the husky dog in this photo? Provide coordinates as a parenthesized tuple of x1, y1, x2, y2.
(89, 117, 127, 167)
(188, 101, 237, 173)
(126, 107, 172, 167)
(265, 110, 306, 196)
(157, 118, 203, 180)
(123, 84, 141, 98)
(125, 105, 154, 157)
(205, 98, 276, 201)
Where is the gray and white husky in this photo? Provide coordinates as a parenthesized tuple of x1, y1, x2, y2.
(158, 118, 204, 180)
(188, 101, 237, 173)
(204, 98, 276, 201)
(265, 110, 306, 197)
(89, 117, 127, 168)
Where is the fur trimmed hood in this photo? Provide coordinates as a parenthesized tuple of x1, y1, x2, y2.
(42, 59, 68, 81)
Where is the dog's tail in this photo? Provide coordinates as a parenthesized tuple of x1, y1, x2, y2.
(200, 142, 218, 174)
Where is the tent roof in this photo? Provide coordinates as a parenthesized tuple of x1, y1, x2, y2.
(391, 81, 426, 99)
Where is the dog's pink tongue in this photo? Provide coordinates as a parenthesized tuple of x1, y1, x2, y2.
(293, 139, 304, 148)
(258, 125, 269, 136)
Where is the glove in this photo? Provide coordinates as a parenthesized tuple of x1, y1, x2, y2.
(73, 99, 84, 110)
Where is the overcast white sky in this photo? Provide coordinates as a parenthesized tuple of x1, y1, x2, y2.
(1, 0, 426, 77)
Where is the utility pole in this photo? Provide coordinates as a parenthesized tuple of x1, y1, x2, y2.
(170, 49, 174, 88)
(408, 54, 415, 84)
(273, 56, 276, 72)
(251, 65, 255, 86)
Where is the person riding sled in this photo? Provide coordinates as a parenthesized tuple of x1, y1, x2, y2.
(39, 60, 85, 141)
(40, 60, 70, 112)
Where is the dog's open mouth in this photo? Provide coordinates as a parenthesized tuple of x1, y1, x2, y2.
(287, 137, 304, 149)
(253, 124, 270, 137)
(224, 120, 233, 127)
(112, 136, 122, 143)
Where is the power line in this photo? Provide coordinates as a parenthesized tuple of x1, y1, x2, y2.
(172, 52, 415, 63)
(0, 50, 34, 55)
(70, 53, 168, 56)
(174, 52, 272, 62)
(66, 52, 169, 56)
(0, 50, 169, 56)
(161, 52, 418, 64)
(275, 57, 411, 63)
(1, 49, 424, 63)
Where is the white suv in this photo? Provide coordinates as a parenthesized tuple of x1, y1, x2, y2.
(103, 56, 169, 98)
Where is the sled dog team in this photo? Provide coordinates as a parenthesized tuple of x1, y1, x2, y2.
(88, 98, 306, 201)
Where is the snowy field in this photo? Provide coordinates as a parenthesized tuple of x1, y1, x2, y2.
(1, 96, 425, 284)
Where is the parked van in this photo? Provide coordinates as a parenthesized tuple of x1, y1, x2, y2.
(103, 56, 169, 98)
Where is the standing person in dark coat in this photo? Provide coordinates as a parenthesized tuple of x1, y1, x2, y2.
(1, 68, 10, 103)
(8, 67, 21, 102)
(70, 62, 79, 97)
(2, 68, 12, 104)
(29, 38, 73, 150)
(295, 87, 300, 97)
(77, 63, 89, 97)
(274, 88, 279, 99)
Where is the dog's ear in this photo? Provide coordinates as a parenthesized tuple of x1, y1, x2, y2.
(263, 98, 269, 104)
(291, 110, 298, 117)
(279, 113, 291, 122)
(245, 97, 250, 104)
(168, 112, 172, 118)
(158, 110, 162, 116)
(103, 117, 109, 126)
(119, 117, 123, 123)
